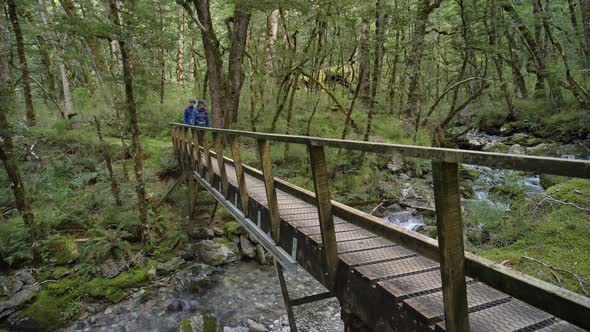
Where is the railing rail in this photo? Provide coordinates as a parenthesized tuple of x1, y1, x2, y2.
(170, 122, 590, 331)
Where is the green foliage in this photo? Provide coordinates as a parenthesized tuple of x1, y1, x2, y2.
(0, 218, 33, 267)
(81, 228, 132, 264)
(42, 234, 80, 265)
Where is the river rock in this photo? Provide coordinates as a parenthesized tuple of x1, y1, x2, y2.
(0, 276, 23, 297)
(509, 133, 529, 145)
(248, 319, 269, 332)
(157, 257, 186, 274)
(97, 259, 128, 278)
(0, 284, 40, 319)
(223, 327, 249, 332)
(240, 235, 256, 259)
(194, 239, 238, 266)
(224, 221, 243, 239)
(179, 312, 220, 332)
(386, 154, 404, 173)
(508, 144, 525, 155)
(483, 142, 509, 153)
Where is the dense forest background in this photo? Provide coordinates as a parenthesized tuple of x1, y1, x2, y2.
(1, 0, 589, 330)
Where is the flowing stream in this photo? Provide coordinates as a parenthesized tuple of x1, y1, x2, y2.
(67, 261, 342, 332)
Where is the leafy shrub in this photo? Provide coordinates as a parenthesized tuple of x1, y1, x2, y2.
(0, 218, 33, 268)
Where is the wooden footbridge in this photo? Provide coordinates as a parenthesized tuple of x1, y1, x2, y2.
(170, 123, 590, 332)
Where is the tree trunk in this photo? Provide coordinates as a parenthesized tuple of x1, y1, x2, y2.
(109, 0, 148, 236)
(176, 6, 185, 89)
(7, 0, 35, 126)
(581, 0, 590, 65)
(364, 0, 386, 142)
(94, 116, 122, 206)
(358, 18, 371, 99)
(265, 9, 279, 78)
(402, 0, 441, 132)
(0, 11, 36, 241)
(227, 7, 251, 126)
(59, 61, 73, 118)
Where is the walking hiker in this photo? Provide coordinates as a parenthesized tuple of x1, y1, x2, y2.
(192, 99, 210, 146)
(183, 98, 197, 125)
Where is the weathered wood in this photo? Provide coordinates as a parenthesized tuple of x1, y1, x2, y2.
(289, 291, 333, 307)
(274, 259, 298, 332)
(202, 131, 214, 183)
(229, 135, 249, 216)
(257, 139, 281, 242)
(194, 128, 203, 175)
(171, 123, 590, 179)
(213, 134, 229, 198)
(432, 161, 469, 331)
(308, 144, 338, 286)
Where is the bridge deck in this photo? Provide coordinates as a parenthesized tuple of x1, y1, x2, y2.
(198, 154, 585, 332)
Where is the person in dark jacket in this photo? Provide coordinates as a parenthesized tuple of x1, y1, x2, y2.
(192, 99, 211, 146)
(183, 98, 197, 125)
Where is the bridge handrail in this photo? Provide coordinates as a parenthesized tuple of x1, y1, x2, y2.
(170, 122, 590, 179)
(170, 122, 590, 330)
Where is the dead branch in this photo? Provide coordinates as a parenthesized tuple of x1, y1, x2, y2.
(521, 256, 589, 296)
(535, 193, 590, 213)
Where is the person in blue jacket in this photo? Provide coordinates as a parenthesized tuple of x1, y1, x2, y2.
(192, 99, 211, 145)
(183, 98, 197, 125)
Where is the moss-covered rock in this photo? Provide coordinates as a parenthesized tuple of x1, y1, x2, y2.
(45, 236, 79, 265)
(179, 312, 220, 332)
(194, 239, 238, 266)
(223, 221, 243, 238)
(460, 181, 477, 199)
(539, 174, 570, 190)
(490, 184, 525, 201)
(509, 133, 529, 145)
(87, 262, 155, 303)
(459, 168, 481, 181)
(484, 143, 509, 153)
(17, 290, 70, 328)
(525, 137, 544, 147)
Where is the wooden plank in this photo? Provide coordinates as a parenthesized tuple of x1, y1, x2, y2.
(354, 256, 438, 281)
(337, 237, 396, 254)
(170, 123, 590, 179)
(257, 139, 281, 242)
(229, 135, 249, 216)
(435, 300, 554, 332)
(339, 246, 415, 267)
(213, 134, 229, 198)
(536, 321, 586, 332)
(310, 229, 376, 244)
(432, 161, 469, 332)
(404, 282, 510, 323)
(378, 270, 445, 302)
(297, 223, 361, 236)
(308, 144, 338, 284)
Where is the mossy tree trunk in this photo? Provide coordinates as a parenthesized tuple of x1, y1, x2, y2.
(0, 10, 36, 242)
(7, 0, 35, 126)
(109, 0, 148, 238)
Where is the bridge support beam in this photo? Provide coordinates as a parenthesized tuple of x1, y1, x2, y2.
(432, 161, 470, 332)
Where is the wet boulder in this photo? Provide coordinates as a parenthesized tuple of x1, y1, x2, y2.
(96, 259, 128, 278)
(240, 235, 256, 259)
(508, 144, 525, 155)
(193, 239, 239, 266)
(179, 312, 220, 332)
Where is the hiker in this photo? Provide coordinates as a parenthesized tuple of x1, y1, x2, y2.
(183, 98, 197, 125)
(192, 99, 210, 145)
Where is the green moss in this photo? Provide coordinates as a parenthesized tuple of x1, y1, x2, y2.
(482, 206, 590, 295)
(525, 137, 543, 146)
(546, 178, 590, 206)
(459, 168, 481, 180)
(179, 319, 193, 332)
(223, 221, 243, 237)
(87, 263, 154, 303)
(490, 184, 525, 201)
(203, 313, 220, 332)
(50, 267, 70, 279)
(486, 142, 509, 153)
(539, 174, 570, 190)
(18, 290, 74, 328)
(45, 236, 80, 265)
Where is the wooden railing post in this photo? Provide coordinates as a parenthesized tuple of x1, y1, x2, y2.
(432, 161, 469, 332)
(308, 144, 338, 287)
(202, 130, 214, 183)
(229, 135, 249, 216)
(214, 133, 230, 198)
(257, 139, 281, 242)
(194, 128, 203, 176)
